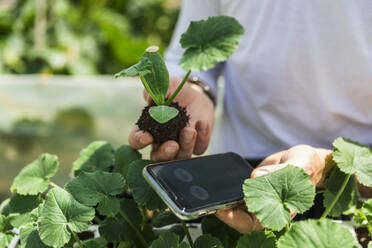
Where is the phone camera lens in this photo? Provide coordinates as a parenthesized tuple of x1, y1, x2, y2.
(190, 185, 209, 200)
(173, 168, 193, 183)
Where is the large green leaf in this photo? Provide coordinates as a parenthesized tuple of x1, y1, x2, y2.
(9, 194, 40, 228)
(277, 219, 358, 248)
(72, 141, 114, 176)
(194, 234, 223, 248)
(0, 215, 14, 247)
(19, 223, 50, 248)
(37, 187, 95, 248)
(127, 160, 166, 210)
(65, 171, 125, 216)
(243, 165, 315, 230)
(180, 16, 244, 72)
(0, 199, 10, 216)
(201, 215, 241, 248)
(115, 49, 169, 104)
(149, 106, 179, 124)
(114, 145, 142, 179)
(333, 137, 372, 187)
(98, 199, 142, 243)
(10, 154, 59, 195)
(236, 231, 276, 248)
(323, 167, 359, 217)
(149, 232, 191, 248)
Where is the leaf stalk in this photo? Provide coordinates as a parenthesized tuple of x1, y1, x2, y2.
(72, 231, 84, 248)
(139, 72, 162, 105)
(181, 220, 194, 248)
(119, 209, 148, 247)
(321, 173, 352, 219)
(165, 70, 191, 105)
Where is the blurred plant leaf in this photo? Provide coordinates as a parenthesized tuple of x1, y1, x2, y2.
(11, 154, 59, 195)
(19, 223, 50, 248)
(81, 237, 107, 248)
(114, 145, 142, 179)
(194, 234, 223, 248)
(149, 231, 190, 248)
(236, 231, 276, 248)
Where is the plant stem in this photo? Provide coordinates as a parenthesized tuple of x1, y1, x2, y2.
(72, 231, 84, 248)
(181, 220, 194, 248)
(285, 223, 290, 232)
(119, 210, 148, 248)
(50, 182, 61, 189)
(138, 72, 161, 105)
(321, 173, 352, 219)
(94, 216, 102, 224)
(165, 70, 191, 105)
(360, 211, 372, 238)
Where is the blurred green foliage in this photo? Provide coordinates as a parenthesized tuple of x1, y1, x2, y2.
(0, 0, 180, 74)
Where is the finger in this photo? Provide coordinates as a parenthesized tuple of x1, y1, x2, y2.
(193, 120, 211, 155)
(142, 89, 152, 104)
(251, 163, 288, 178)
(151, 140, 180, 161)
(215, 208, 262, 234)
(176, 127, 197, 160)
(128, 126, 153, 149)
(257, 151, 285, 167)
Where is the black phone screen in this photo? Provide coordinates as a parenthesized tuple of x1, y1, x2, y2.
(146, 153, 253, 212)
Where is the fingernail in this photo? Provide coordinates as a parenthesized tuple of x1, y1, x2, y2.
(253, 169, 269, 178)
(165, 146, 177, 156)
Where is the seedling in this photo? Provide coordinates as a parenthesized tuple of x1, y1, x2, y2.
(115, 16, 244, 143)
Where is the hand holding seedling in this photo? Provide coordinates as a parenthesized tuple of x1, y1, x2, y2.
(116, 16, 244, 160)
(130, 76, 215, 160)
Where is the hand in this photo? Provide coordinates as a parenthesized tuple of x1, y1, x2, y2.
(216, 145, 333, 234)
(128, 76, 215, 161)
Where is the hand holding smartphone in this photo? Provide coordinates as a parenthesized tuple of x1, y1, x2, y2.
(143, 152, 254, 220)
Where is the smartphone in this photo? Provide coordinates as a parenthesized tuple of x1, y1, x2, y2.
(143, 152, 254, 220)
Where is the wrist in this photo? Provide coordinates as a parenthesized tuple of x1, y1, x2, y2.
(187, 77, 217, 106)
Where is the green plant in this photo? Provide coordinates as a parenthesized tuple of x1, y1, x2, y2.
(0, 137, 370, 247)
(115, 16, 244, 124)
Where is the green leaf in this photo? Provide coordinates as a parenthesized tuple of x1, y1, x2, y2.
(149, 232, 191, 248)
(127, 160, 166, 211)
(0, 199, 10, 216)
(0, 232, 14, 248)
(194, 234, 223, 248)
(11, 154, 59, 195)
(333, 137, 372, 187)
(115, 49, 169, 104)
(277, 219, 358, 248)
(152, 211, 179, 228)
(98, 199, 142, 243)
(236, 231, 276, 248)
(0, 215, 14, 247)
(201, 215, 241, 248)
(65, 171, 125, 216)
(72, 141, 114, 176)
(114, 145, 142, 179)
(369, 241, 372, 248)
(243, 165, 315, 230)
(38, 187, 95, 248)
(8, 194, 40, 228)
(353, 199, 372, 227)
(323, 167, 360, 217)
(19, 223, 50, 248)
(149, 106, 179, 124)
(180, 16, 244, 72)
(169, 225, 186, 241)
(81, 237, 108, 248)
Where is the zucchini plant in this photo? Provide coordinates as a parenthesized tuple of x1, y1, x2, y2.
(115, 16, 244, 144)
(0, 137, 371, 247)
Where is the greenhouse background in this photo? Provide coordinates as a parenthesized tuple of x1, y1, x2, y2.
(0, 0, 183, 201)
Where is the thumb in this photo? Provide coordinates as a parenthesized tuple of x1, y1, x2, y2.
(251, 163, 288, 178)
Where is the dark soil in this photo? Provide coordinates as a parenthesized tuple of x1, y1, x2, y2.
(136, 102, 189, 144)
(356, 227, 371, 248)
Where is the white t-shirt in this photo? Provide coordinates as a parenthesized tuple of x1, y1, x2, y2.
(165, 0, 372, 158)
